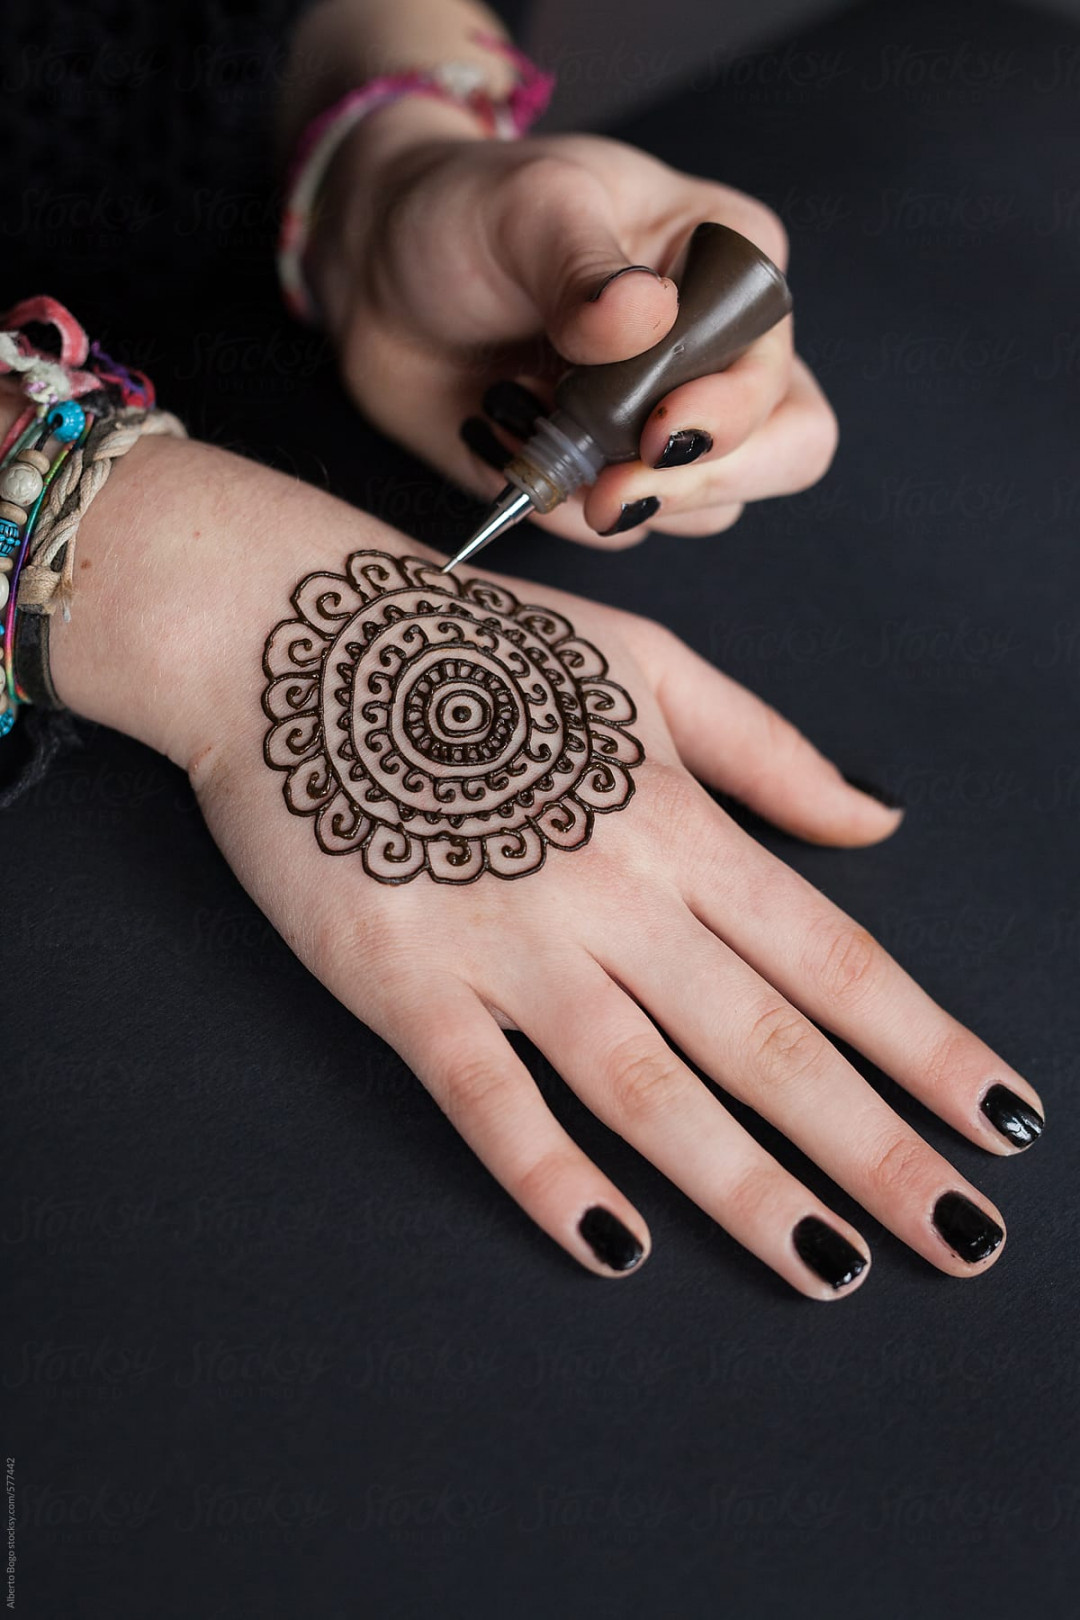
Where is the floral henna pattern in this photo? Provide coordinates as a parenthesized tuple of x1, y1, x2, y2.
(261, 551, 644, 884)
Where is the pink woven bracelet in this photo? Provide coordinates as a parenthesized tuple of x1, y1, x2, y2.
(277, 31, 555, 325)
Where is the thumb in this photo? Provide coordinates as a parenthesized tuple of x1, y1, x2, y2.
(636, 623, 905, 848)
(493, 159, 679, 365)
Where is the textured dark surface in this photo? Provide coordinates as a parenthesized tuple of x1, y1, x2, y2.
(4, 1, 1080, 1615)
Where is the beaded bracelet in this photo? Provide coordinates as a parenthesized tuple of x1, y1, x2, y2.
(11, 405, 187, 710)
(277, 31, 555, 325)
(0, 402, 91, 735)
(0, 296, 184, 737)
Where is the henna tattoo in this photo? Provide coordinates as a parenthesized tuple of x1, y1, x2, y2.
(260, 551, 644, 884)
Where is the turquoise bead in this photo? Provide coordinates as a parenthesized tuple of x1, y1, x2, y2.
(46, 399, 86, 443)
(0, 709, 15, 737)
(0, 518, 19, 555)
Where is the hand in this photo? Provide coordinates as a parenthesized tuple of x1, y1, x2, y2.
(310, 115, 839, 547)
(50, 432, 1043, 1297)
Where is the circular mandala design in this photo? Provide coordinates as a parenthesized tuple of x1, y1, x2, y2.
(261, 551, 643, 883)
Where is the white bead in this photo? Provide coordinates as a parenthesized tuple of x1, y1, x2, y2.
(0, 573, 9, 609)
(433, 60, 487, 97)
(0, 462, 44, 508)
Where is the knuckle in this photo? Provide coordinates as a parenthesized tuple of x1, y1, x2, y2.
(515, 1148, 580, 1208)
(809, 920, 884, 1009)
(509, 153, 583, 203)
(442, 1054, 513, 1126)
(605, 1036, 681, 1126)
(306, 903, 400, 1001)
(864, 1133, 929, 1203)
(639, 759, 703, 839)
(922, 1026, 980, 1092)
(747, 1000, 822, 1085)
(509, 155, 606, 231)
(722, 1163, 785, 1229)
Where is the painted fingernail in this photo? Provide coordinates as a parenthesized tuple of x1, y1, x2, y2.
(586, 264, 663, 302)
(933, 1191, 1004, 1264)
(579, 1206, 644, 1272)
(793, 1216, 867, 1291)
(981, 1084, 1044, 1149)
(842, 772, 904, 810)
(653, 429, 713, 469)
(599, 495, 661, 536)
(460, 416, 511, 473)
(481, 379, 546, 440)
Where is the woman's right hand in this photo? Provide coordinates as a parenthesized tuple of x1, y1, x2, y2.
(48, 426, 1044, 1297)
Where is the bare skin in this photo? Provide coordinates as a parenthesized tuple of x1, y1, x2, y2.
(22, 404, 1041, 1299)
(284, 0, 838, 548)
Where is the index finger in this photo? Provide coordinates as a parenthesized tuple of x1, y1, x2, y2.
(685, 826, 1046, 1159)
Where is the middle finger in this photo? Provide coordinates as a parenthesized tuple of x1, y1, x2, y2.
(585, 897, 1008, 1275)
(682, 818, 1046, 1160)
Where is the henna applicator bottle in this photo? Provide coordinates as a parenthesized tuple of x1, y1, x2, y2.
(441, 222, 792, 573)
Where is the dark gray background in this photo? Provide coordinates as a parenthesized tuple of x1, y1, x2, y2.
(530, 0, 1080, 125)
(3, 0, 1079, 1614)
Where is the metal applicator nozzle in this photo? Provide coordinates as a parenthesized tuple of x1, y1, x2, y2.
(440, 486, 535, 573)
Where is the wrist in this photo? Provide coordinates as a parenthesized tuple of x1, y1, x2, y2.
(40, 429, 194, 762)
(45, 428, 441, 775)
(278, 0, 515, 157)
(303, 96, 486, 342)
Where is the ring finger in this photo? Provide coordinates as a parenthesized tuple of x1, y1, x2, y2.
(506, 954, 872, 1300)
(585, 901, 1007, 1277)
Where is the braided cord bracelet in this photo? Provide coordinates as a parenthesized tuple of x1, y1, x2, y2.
(12, 406, 188, 710)
(0, 404, 92, 732)
(0, 296, 185, 736)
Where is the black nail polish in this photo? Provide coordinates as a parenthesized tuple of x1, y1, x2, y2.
(579, 1207, 643, 1272)
(793, 1216, 867, 1290)
(653, 429, 713, 469)
(460, 416, 511, 473)
(981, 1084, 1044, 1149)
(599, 495, 661, 536)
(481, 379, 546, 441)
(841, 772, 904, 810)
(586, 264, 663, 302)
(933, 1192, 1004, 1263)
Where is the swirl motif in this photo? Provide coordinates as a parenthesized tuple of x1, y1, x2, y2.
(261, 551, 644, 883)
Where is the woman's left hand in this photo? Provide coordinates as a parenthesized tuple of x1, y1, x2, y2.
(309, 117, 839, 547)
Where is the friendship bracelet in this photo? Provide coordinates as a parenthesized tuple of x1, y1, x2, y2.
(0, 403, 92, 731)
(0, 296, 183, 736)
(277, 30, 555, 325)
(18, 406, 188, 621)
(11, 406, 187, 711)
